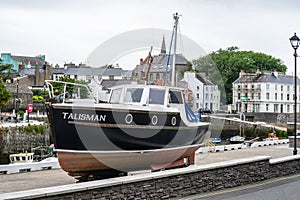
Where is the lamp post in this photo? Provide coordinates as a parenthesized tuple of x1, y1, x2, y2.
(16, 79, 19, 113)
(43, 83, 46, 116)
(290, 32, 300, 155)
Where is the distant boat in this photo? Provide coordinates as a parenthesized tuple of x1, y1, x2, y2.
(229, 135, 245, 144)
(9, 152, 34, 164)
(208, 138, 221, 143)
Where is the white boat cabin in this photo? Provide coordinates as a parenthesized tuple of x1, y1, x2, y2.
(9, 153, 34, 164)
(108, 85, 184, 106)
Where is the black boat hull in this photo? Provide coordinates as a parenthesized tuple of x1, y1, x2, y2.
(46, 103, 210, 175)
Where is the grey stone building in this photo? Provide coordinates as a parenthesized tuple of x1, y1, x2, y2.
(131, 37, 188, 85)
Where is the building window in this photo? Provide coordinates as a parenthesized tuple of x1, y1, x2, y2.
(287, 94, 290, 101)
(275, 84, 277, 91)
(274, 104, 278, 112)
(86, 75, 91, 83)
(281, 85, 283, 91)
(238, 85, 241, 90)
(156, 73, 160, 80)
(109, 75, 114, 80)
(275, 93, 277, 100)
(196, 103, 199, 108)
(251, 93, 254, 100)
(196, 93, 199, 99)
(287, 105, 290, 112)
(258, 93, 261, 100)
(197, 86, 199, 90)
(266, 84, 270, 91)
(266, 93, 270, 100)
(287, 85, 290, 91)
(281, 93, 283, 100)
(254, 104, 260, 112)
(205, 94, 208, 100)
(251, 85, 255, 89)
(258, 84, 261, 89)
(266, 104, 269, 111)
(238, 93, 240, 99)
(149, 73, 153, 81)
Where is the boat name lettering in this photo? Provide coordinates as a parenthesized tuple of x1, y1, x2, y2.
(62, 112, 106, 122)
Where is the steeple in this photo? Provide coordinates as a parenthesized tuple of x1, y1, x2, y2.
(161, 35, 166, 54)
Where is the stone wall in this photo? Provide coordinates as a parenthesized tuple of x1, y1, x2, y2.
(6, 156, 300, 200)
(0, 124, 50, 164)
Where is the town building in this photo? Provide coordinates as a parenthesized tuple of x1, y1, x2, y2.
(232, 70, 300, 113)
(60, 63, 130, 83)
(0, 53, 51, 86)
(183, 72, 221, 112)
(131, 37, 188, 85)
(1, 53, 45, 72)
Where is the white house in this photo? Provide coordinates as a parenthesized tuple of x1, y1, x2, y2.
(183, 72, 220, 111)
(232, 70, 300, 113)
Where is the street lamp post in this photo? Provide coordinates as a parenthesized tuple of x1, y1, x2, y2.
(290, 33, 300, 155)
(16, 79, 19, 113)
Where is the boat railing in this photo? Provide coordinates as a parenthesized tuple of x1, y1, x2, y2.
(45, 80, 93, 103)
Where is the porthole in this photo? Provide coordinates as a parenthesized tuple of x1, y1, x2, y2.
(125, 114, 133, 124)
(152, 115, 158, 125)
(171, 116, 177, 126)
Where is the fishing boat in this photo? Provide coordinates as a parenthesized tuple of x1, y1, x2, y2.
(45, 13, 211, 178)
(45, 82, 210, 176)
(229, 135, 245, 144)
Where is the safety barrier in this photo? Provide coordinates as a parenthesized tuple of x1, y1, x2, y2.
(0, 157, 60, 174)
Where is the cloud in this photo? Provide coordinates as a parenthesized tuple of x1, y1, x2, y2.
(0, 0, 299, 73)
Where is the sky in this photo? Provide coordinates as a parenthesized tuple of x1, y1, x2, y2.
(0, 0, 300, 74)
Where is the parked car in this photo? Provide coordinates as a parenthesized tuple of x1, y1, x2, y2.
(256, 121, 267, 125)
(198, 108, 212, 114)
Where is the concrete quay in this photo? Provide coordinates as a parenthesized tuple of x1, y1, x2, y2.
(0, 144, 299, 199)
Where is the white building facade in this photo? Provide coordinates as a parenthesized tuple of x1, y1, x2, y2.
(232, 70, 300, 113)
(183, 72, 221, 111)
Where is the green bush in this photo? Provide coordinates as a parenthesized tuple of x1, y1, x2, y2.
(18, 110, 24, 117)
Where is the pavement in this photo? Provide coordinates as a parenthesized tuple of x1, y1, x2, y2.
(0, 144, 295, 194)
(196, 143, 293, 165)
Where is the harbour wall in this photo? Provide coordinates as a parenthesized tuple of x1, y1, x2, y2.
(3, 155, 300, 200)
(0, 124, 50, 164)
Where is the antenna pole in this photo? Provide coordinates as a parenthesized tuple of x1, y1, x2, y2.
(171, 13, 180, 86)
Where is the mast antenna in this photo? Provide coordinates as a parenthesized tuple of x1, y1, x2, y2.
(171, 12, 181, 86)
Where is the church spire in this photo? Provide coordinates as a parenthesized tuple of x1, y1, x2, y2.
(161, 35, 166, 54)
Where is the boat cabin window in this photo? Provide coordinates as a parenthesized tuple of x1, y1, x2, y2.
(149, 89, 165, 105)
(124, 88, 143, 103)
(110, 88, 122, 103)
(169, 90, 183, 104)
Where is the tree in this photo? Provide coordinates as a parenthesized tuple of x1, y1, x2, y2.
(51, 76, 90, 99)
(0, 81, 12, 109)
(0, 59, 12, 109)
(192, 47, 287, 104)
(0, 58, 14, 82)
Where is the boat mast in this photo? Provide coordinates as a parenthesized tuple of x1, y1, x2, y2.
(171, 13, 180, 86)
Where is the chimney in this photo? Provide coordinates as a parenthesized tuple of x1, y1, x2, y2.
(272, 70, 278, 78)
(256, 69, 261, 75)
(239, 70, 245, 77)
(140, 58, 144, 65)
